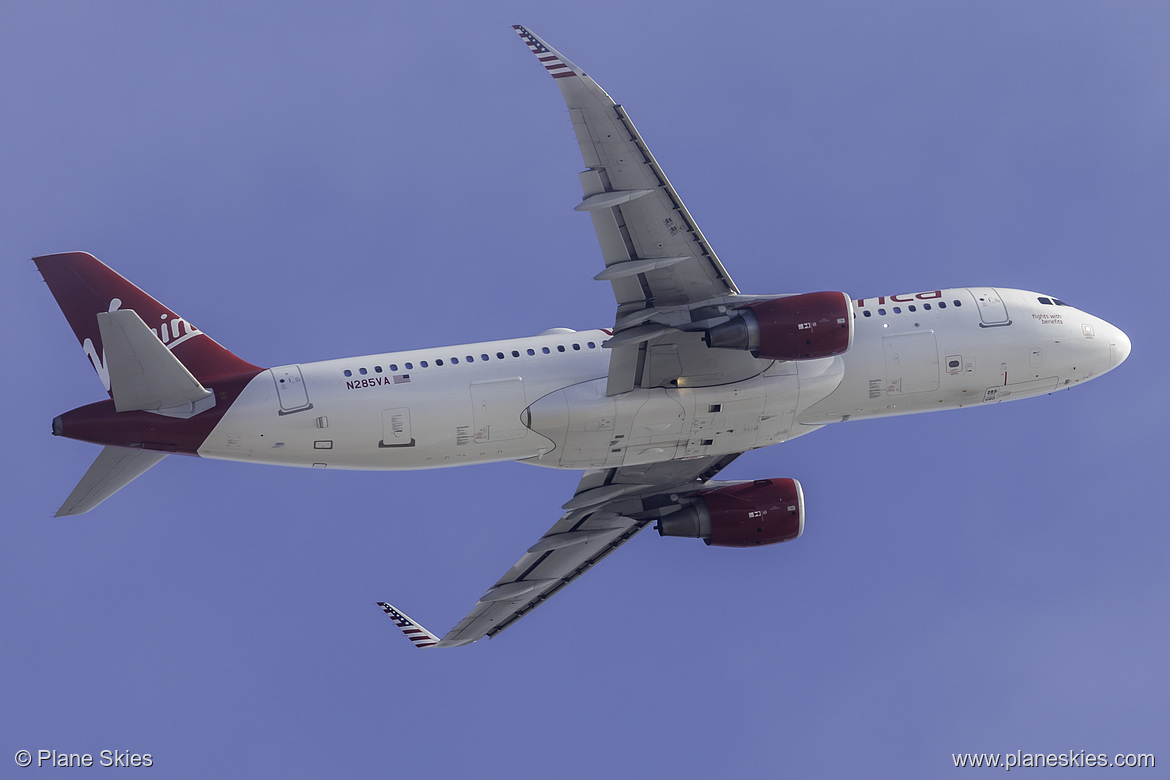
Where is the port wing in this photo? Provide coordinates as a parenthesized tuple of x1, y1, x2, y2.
(380, 454, 738, 648)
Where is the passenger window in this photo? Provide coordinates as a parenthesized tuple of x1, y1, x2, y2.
(542, 347, 550, 354)
(390, 364, 398, 372)
(359, 368, 367, 375)
(451, 357, 458, 364)
(420, 361, 429, 368)
(512, 350, 520, 358)
(557, 345, 565, 352)
(878, 308, 887, 315)
(908, 305, 916, 312)
(588, 342, 596, 349)
(482, 354, 490, 361)
(863, 310, 872, 317)
(953, 300, 962, 307)
(405, 362, 413, 370)
(893, 306, 901, 314)
(374, 366, 382, 373)
(923, 304, 931, 310)
(437, 359, 445, 366)
(496, 352, 505, 359)
(938, 302, 947, 309)
(572, 343, 580, 350)
(343, 369, 352, 377)
(527, 348, 535, 356)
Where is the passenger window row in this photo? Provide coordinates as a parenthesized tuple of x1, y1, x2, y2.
(859, 300, 964, 318)
(342, 340, 599, 378)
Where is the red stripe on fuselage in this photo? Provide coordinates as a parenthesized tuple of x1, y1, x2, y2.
(53, 369, 263, 455)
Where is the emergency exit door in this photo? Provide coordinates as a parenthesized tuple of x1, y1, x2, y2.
(968, 288, 1011, 327)
(271, 365, 312, 415)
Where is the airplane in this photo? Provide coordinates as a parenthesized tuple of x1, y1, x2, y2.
(35, 25, 1130, 649)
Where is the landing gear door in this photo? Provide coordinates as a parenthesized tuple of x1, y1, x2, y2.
(271, 365, 312, 415)
(883, 332, 940, 394)
(968, 288, 1011, 327)
(471, 378, 528, 442)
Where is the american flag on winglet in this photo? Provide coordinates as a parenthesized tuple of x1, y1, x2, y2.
(377, 602, 438, 648)
(513, 25, 576, 79)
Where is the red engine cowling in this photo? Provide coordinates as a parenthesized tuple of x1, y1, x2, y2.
(704, 291, 854, 360)
(656, 478, 805, 548)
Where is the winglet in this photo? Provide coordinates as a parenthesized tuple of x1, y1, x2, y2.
(513, 25, 582, 80)
(376, 602, 441, 649)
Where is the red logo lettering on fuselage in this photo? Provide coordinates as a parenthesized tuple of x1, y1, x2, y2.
(855, 291, 942, 307)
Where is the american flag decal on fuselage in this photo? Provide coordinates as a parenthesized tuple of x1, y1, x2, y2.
(377, 602, 439, 648)
(514, 25, 576, 79)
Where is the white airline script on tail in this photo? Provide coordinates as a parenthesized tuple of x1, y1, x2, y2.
(37, 26, 1130, 649)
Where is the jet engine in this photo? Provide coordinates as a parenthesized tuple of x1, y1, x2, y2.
(704, 291, 854, 360)
(656, 478, 804, 547)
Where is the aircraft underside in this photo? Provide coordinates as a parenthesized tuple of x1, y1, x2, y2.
(34, 25, 1130, 648)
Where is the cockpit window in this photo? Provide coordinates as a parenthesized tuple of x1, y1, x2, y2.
(1038, 297, 1053, 305)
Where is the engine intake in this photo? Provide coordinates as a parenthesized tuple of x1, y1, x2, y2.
(657, 478, 805, 547)
(704, 291, 854, 360)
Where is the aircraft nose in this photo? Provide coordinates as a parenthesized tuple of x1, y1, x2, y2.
(1110, 327, 1131, 368)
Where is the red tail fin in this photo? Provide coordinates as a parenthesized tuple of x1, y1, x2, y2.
(35, 252, 260, 392)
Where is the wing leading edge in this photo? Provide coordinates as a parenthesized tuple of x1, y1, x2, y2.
(379, 454, 740, 648)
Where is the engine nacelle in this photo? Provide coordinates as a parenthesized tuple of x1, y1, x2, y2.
(704, 291, 854, 360)
(656, 478, 805, 548)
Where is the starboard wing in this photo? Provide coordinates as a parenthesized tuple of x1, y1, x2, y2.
(514, 26, 770, 394)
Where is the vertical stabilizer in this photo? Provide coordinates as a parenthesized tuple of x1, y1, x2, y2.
(34, 252, 259, 394)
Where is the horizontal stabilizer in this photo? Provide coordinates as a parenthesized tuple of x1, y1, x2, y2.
(98, 309, 215, 417)
(55, 446, 168, 517)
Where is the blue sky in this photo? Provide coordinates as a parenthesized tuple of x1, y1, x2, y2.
(2, 3, 1166, 776)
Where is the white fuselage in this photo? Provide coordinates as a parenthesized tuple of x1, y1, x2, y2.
(198, 288, 1130, 471)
